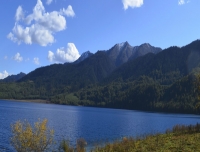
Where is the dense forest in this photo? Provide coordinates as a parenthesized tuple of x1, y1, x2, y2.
(1, 40, 200, 114)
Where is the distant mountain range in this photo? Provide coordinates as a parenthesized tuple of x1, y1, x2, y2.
(1, 40, 200, 114)
(17, 41, 162, 86)
(73, 41, 162, 66)
(65, 41, 162, 66)
(2, 41, 161, 83)
(0, 72, 26, 82)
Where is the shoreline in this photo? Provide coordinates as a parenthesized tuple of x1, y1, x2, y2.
(1, 99, 199, 116)
(1, 99, 51, 104)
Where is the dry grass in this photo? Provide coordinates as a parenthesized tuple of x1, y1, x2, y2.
(91, 123, 200, 152)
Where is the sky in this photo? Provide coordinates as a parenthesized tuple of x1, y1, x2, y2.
(0, 0, 200, 79)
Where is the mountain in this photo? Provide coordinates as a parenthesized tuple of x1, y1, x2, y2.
(0, 72, 26, 82)
(106, 40, 200, 85)
(75, 40, 200, 112)
(68, 42, 161, 67)
(19, 42, 161, 89)
(2, 40, 200, 114)
(106, 41, 134, 67)
(106, 41, 162, 67)
(18, 51, 116, 91)
(131, 43, 161, 59)
(73, 51, 94, 64)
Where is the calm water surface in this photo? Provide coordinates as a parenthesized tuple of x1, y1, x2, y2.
(0, 99, 200, 151)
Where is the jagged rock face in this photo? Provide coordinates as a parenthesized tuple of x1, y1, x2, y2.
(73, 51, 94, 64)
(107, 41, 162, 67)
(72, 42, 162, 68)
(131, 43, 162, 60)
(107, 42, 133, 66)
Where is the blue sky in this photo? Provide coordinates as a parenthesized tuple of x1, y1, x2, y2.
(0, 0, 200, 78)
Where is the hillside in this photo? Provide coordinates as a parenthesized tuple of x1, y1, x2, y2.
(1, 40, 200, 114)
(106, 40, 200, 85)
(0, 72, 26, 82)
(18, 42, 161, 91)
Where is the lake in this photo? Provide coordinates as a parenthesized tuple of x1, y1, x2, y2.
(0, 99, 200, 151)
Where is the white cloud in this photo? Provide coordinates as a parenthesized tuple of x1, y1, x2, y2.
(4, 56, 8, 60)
(46, 0, 53, 5)
(33, 57, 40, 65)
(13, 53, 23, 62)
(48, 43, 80, 63)
(7, 32, 18, 43)
(0, 70, 9, 79)
(178, 0, 190, 5)
(60, 5, 75, 17)
(8, 0, 75, 46)
(178, 0, 185, 5)
(122, 0, 143, 10)
(15, 6, 24, 21)
(48, 50, 55, 62)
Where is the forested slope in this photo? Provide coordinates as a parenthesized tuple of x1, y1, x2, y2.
(1, 40, 200, 114)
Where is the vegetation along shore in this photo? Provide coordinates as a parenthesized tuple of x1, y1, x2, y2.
(10, 119, 200, 152)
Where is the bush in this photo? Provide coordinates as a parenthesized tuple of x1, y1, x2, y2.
(58, 139, 74, 152)
(11, 119, 54, 152)
(76, 138, 87, 152)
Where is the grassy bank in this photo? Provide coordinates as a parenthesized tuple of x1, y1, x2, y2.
(92, 124, 200, 152)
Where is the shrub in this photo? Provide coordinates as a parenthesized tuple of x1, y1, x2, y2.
(58, 139, 74, 152)
(11, 119, 54, 152)
(76, 138, 87, 152)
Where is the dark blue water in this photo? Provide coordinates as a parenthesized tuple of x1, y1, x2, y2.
(0, 100, 200, 151)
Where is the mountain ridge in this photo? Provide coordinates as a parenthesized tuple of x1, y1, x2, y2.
(72, 51, 94, 64)
(18, 41, 161, 86)
(1, 40, 200, 114)
(0, 72, 26, 82)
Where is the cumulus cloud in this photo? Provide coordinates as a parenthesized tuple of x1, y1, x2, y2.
(33, 57, 40, 65)
(15, 6, 24, 21)
(13, 53, 23, 62)
(60, 5, 75, 17)
(0, 70, 9, 79)
(48, 43, 80, 63)
(8, 0, 75, 46)
(46, 0, 53, 5)
(48, 50, 55, 62)
(122, 0, 143, 10)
